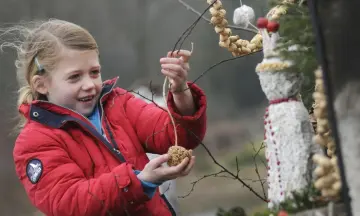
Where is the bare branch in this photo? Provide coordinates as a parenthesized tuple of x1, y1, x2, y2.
(187, 51, 261, 90)
(179, 171, 266, 199)
(172, 0, 218, 54)
(144, 126, 167, 151)
(129, 80, 268, 202)
(177, 0, 258, 33)
(250, 140, 267, 200)
(236, 156, 240, 174)
(183, 128, 267, 202)
(178, 170, 226, 198)
(161, 181, 172, 195)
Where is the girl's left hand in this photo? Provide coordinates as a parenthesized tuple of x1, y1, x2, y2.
(160, 49, 192, 93)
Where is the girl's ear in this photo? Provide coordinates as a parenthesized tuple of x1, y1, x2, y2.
(31, 75, 48, 95)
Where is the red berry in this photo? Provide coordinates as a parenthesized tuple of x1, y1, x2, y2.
(267, 21, 280, 32)
(256, 17, 268, 28)
(278, 210, 288, 216)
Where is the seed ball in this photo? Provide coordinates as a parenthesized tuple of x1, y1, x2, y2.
(167, 146, 192, 166)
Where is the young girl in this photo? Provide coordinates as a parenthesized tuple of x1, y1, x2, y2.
(5, 19, 207, 216)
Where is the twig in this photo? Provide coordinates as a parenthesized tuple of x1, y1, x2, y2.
(177, 0, 258, 34)
(236, 156, 240, 174)
(250, 140, 267, 200)
(161, 181, 172, 195)
(185, 129, 268, 202)
(181, 171, 266, 196)
(172, 0, 217, 54)
(258, 142, 267, 169)
(178, 170, 226, 198)
(129, 89, 168, 115)
(187, 50, 261, 90)
(129, 89, 267, 202)
(144, 126, 167, 151)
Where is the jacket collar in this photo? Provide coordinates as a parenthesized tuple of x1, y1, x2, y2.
(19, 76, 119, 127)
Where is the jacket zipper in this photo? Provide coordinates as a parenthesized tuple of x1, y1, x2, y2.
(98, 85, 123, 156)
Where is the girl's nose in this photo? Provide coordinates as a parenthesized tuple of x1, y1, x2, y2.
(81, 77, 96, 91)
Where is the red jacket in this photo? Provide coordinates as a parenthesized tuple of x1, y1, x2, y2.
(13, 77, 207, 216)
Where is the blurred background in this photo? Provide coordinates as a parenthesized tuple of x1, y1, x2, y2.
(0, 0, 271, 215)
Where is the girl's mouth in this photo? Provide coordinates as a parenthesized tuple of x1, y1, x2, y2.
(78, 95, 95, 102)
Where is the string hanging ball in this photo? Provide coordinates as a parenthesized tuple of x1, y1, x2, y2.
(163, 43, 194, 166)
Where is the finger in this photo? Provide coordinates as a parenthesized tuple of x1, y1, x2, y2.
(188, 149, 193, 156)
(168, 50, 192, 58)
(181, 156, 196, 176)
(161, 70, 186, 91)
(168, 50, 192, 63)
(160, 57, 183, 65)
(172, 157, 190, 173)
(147, 154, 169, 169)
(161, 69, 183, 81)
(157, 157, 192, 180)
(154, 166, 178, 181)
(161, 64, 188, 81)
(183, 63, 190, 72)
(163, 157, 190, 176)
(161, 64, 185, 73)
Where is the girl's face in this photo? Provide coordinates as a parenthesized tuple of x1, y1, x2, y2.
(43, 48, 102, 116)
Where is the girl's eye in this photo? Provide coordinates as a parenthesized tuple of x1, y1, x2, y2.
(91, 70, 100, 76)
(69, 74, 80, 80)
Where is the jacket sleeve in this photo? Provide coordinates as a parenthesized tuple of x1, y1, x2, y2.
(13, 129, 150, 216)
(122, 82, 207, 154)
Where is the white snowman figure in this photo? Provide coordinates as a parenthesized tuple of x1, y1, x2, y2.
(255, 17, 323, 208)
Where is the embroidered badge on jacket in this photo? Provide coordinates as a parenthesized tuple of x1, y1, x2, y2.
(26, 159, 43, 184)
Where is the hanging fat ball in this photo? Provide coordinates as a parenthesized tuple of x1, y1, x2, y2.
(233, 5, 255, 28)
(207, 0, 261, 56)
(167, 146, 192, 166)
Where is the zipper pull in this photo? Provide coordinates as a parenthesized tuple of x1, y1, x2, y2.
(113, 148, 121, 154)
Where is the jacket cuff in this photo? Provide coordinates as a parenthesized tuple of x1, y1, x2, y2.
(134, 170, 160, 198)
(114, 164, 150, 205)
(167, 81, 207, 121)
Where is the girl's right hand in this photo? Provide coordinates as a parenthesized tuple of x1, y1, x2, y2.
(137, 154, 195, 184)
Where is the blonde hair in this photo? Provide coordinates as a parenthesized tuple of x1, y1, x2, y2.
(0, 19, 98, 129)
